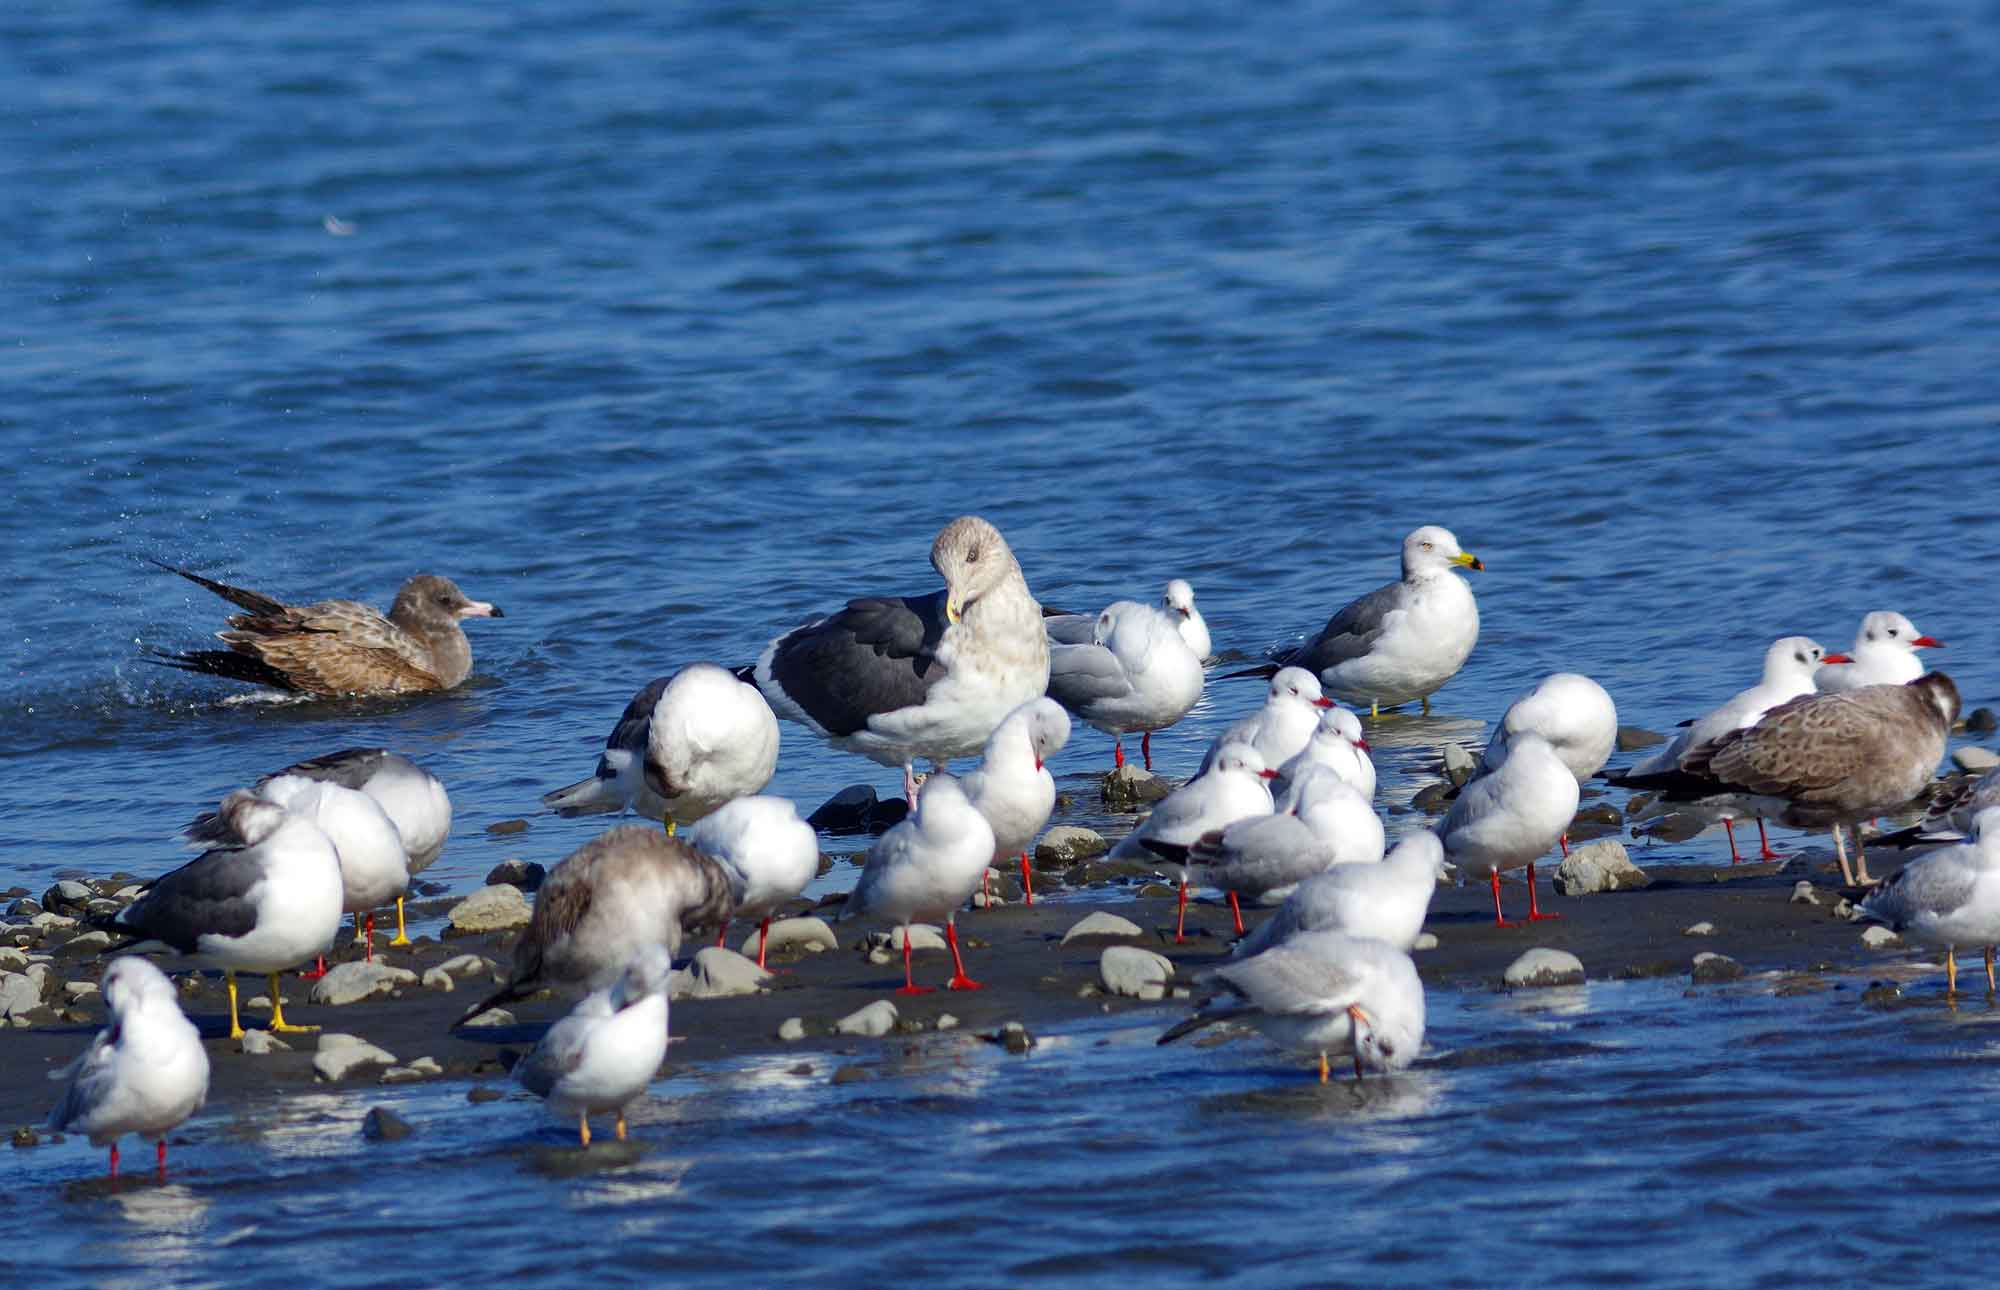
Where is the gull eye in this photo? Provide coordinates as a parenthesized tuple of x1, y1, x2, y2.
(966, 546, 981, 564)
(1420, 541, 1433, 551)
(1887, 627, 1898, 637)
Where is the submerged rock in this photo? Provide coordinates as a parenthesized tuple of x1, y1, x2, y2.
(362, 1107, 414, 1141)
(1690, 952, 1744, 983)
(483, 859, 547, 892)
(313, 1034, 398, 1082)
(1503, 948, 1586, 988)
(1036, 826, 1108, 866)
(1616, 726, 1668, 751)
(807, 785, 908, 836)
(1101, 765, 1171, 810)
(1553, 841, 1651, 895)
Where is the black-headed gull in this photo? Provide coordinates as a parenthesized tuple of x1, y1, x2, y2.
(1046, 599, 1203, 770)
(958, 697, 1070, 906)
(515, 945, 672, 1146)
(839, 775, 996, 993)
(47, 957, 210, 1178)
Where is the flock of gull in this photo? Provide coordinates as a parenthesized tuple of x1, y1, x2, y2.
(42, 517, 1996, 1172)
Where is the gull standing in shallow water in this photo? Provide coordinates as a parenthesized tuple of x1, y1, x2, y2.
(1046, 599, 1203, 771)
(47, 957, 210, 1178)
(1478, 673, 1617, 855)
(839, 776, 996, 994)
(682, 796, 820, 970)
(1855, 807, 2000, 995)
(515, 945, 672, 1147)
(958, 698, 1071, 906)
(747, 516, 1049, 806)
(98, 792, 344, 1039)
(1239, 526, 1482, 717)
(1815, 611, 1941, 694)
(1435, 732, 1579, 925)
(1158, 930, 1425, 1082)
(1112, 745, 1279, 942)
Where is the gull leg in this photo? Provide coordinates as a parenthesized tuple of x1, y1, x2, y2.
(363, 912, 376, 963)
(156, 1138, 168, 1179)
(715, 920, 729, 949)
(1756, 819, 1781, 861)
(895, 925, 934, 995)
(108, 1143, 119, 1178)
(1421, 695, 1431, 716)
(266, 971, 317, 1034)
(578, 1112, 590, 1148)
(1227, 891, 1245, 936)
(1174, 877, 1188, 944)
(902, 763, 920, 805)
(944, 919, 982, 991)
(1370, 702, 1380, 719)
(1988, 945, 1997, 995)
(1348, 1003, 1369, 1080)
(1948, 949, 1959, 997)
(300, 955, 328, 980)
(1318, 1052, 1329, 1084)
(352, 911, 366, 946)
(1854, 829, 1877, 886)
(615, 1111, 628, 1142)
(756, 917, 772, 970)
(1142, 731, 1153, 771)
(1489, 870, 1519, 928)
(665, 816, 677, 837)
(389, 895, 412, 947)
(1831, 824, 1858, 887)
(1113, 738, 1125, 770)
(1559, 833, 1570, 858)
(1020, 852, 1034, 907)
(1722, 818, 1743, 864)
(1526, 861, 1562, 921)
(226, 971, 245, 1041)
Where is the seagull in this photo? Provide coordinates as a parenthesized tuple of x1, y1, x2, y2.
(1478, 673, 1617, 854)
(542, 663, 780, 835)
(1046, 579, 1212, 662)
(1855, 807, 2000, 995)
(1274, 704, 1375, 802)
(46, 957, 210, 1178)
(1237, 526, 1482, 717)
(147, 562, 502, 697)
(1110, 744, 1279, 942)
(958, 698, 1071, 906)
(1619, 674, 1960, 887)
(1046, 599, 1203, 770)
(747, 516, 1049, 805)
(514, 945, 672, 1147)
(1158, 930, 1425, 1082)
(1816, 611, 1941, 694)
(681, 796, 820, 969)
(838, 775, 996, 994)
(457, 827, 735, 1026)
(1882, 766, 2000, 847)
(1435, 732, 1579, 925)
(97, 792, 344, 1039)
(1233, 832, 1449, 958)
(1198, 667, 1334, 773)
(1613, 637, 1833, 862)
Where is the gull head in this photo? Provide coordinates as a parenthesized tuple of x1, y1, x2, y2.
(932, 515, 1017, 624)
(1402, 525, 1482, 578)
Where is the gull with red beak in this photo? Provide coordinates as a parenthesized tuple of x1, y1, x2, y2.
(1275, 704, 1376, 801)
(1815, 611, 1942, 693)
(1111, 744, 1279, 941)
(960, 698, 1071, 907)
(1200, 667, 1335, 773)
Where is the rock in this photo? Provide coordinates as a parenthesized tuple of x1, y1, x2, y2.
(419, 967, 454, 992)
(445, 885, 531, 935)
(467, 1085, 506, 1104)
(777, 1017, 807, 1041)
(1035, 826, 1109, 866)
(0, 972, 41, 1019)
(460, 1007, 515, 1029)
(485, 819, 529, 836)
(996, 1021, 1035, 1054)
(864, 925, 946, 964)
(1410, 782, 1455, 815)
(1966, 707, 1999, 735)
(1690, 952, 1744, 983)
(312, 1034, 398, 1082)
(1413, 932, 1439, 951)
(935, 1013, 959, 1031)
(0, 948, 26, 972)
(1503, 948, 1586, 988)
(483, 859, 548, 892)
(1060, 912, 1145, 944)
(833, 1000, 899, 1037)
(112, 885, 147, 901)
(671, 947, 772, 1000)
(1953, 747, 2000, 773)
(5, 898, 42, 918)
(362, 1107, 414, 1141)
(62, 981, 99, 1001)
(1860, 925, 1901, 948)
(1861, 982, 1903, 1008)
(1552, 840, 1652, 895)
(42, 881, 94, 915)
(740, 917, 837, 958)
(1832, 898, 1856, 920)
(239, 1030, 291, 1055)
(29, 912, 78, 930)
(437, 953, 500, 981)
(1790, 882, 1821, 907)
(310, 961, 419, 1006)
(1683, 922, 1716, 937)
(1099, 946, 1174, 1000)
(1440, 743, 1476, 788)
(830, 1064, 872, 1085)
(1101, 765, 1171, 810)
(1616, 726, 1668, 751)
(54, 930, 112, 957)
(807, 785, 908, 836)
(1567, 803, 1624, 842)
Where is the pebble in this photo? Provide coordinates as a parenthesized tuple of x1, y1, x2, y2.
(483, 859, 548, 891)
(1503, 948, 1586, 988)
(445, 885, 532, 935)
(1060, 912, 1145, 944)
(833, 1000, 899, 1037)
(421, 967, 454, 992)
(0, 972, 42, 1019)
(1967, 707, 1999, 735)
(1690, 952, 1745, 983)
(379, 1057, 443, 1085)
(310, 961, 419, 1006)
(1036, 826, 1109, 865)
(12, 1128, 40, 1149)
(437, 953, 500, 981)
(807, 784, 908, 836)
(1790, 882, 1821, 907)
(1100, 765, 1171, 810)
(1410, 783, 1454, 815)
(313, 1034, 399, 1082)
(1952, 747, 2000, 773)
(62, 980, 99, 1000)
(1412, 932, 1439, 951)
(740, 916, 838, 958)
(1099, 946, 1174, 1000)
(0, 948, 26, 971)
(935, 1013, 959, 1031)
(996, 1021, 1035, 1054)
(830, 1064, 873, 1085)
(670, 947, 772, 1000)
(1616, 725, 1668, 751)
(1860, 925, 1901, 948)
(777, 1017, 807, 1041)
(1552, 840, 1651, 895)
(239, 1031, 291, 1055)
(362, 1107, 414, 1141)
(112, 885, 146, 901)
(864, 925, 946, 964)
(1683, 922, 1716, 937)
(459, 1007, 515, 1029)
(1440, 743, 1476, 788)
(485, 819, 530, 836)
(466, 1085, 506, 1104)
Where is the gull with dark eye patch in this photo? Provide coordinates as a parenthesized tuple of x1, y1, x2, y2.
(1816, 610, 1941, 693)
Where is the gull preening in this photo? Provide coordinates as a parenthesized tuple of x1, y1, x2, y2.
(1233, 832, 1448, 958)
(682, 796, 820, 969)
(1435, 732, 1579, 925)
(514, 945, 672, 1147)
(1815, 611, 1941, 694)
(47, 957, 210, 1178)
(748, 516, 1050, 804)
(958, 698, 1071, 906)
(1046, 598, 1203, 770)
(1159, 930, 1425, 1082)
(838, 775, 996, 993)
(1479, 673, 1616, 854)
(147, 562, 502, 696)
(1855, 807, 2000, 994)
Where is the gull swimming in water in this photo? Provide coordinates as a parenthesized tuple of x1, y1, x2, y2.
(514, 945, 672, 1147)
(1815, 611, 1941, 694)
(46, 957, 210, 1178)
(1855, 807, 2000, 995)
(1046, 599, 1203, 770)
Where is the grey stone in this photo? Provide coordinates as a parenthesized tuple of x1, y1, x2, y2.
(935, 1013, 959, 1031)
(1099, 946, 1174, 1000)
(0, 948, 26, 972)
(421, 967, 454, 991)
(670, 947, 772, 1000)
(0, 972, 40, 1019)
(1790, 881, 1821, 906)
(436, 953, 500, 981)
(807, 785, 908, 837)
(1061, 912, 1146, 944)
(483, 859, 548, 891)
(467, 1085, 506, 1104)
(1101, 765, 1171, 810)
(459, 1007, 515, 1029)
(1966, 708, 1999, 735)
(112, 885, 147, 901)
(833, 999, 899, 1037)
(1552, 840, 1652, 895)
(484, 819, 530, 836)
(997, 1021, 1035, 1054)
(239, 1030, 290, 1055)
(313, 1034, 399, 1082)
(309, 961, 419, 1006)
(740, 916, 837, 958)
(1690, 952, 1744, 983)
(1616, 726, 1668, 751)
(864, 925, 946, 964)
(361, 1106, 414, 1141)
(1953, 747, 2000, 773)
(1440, 743, 1476, 788)
(777, 1017, 807, 1041)
(1036, 826, 1110, 866)
(54, 929, 112, 957)
(42, 881, 93, 914)
(1683, 922, 1716, 937)
(1412, 932, 1439, 951)
(62, 980, 99, 1001)
(29, 913, 78, 930)
(1503, 948, 1586, 988)
(1860, 925, 1901, 948)
(1411, 782, 1455, 815)
(445, 885, 531, 935)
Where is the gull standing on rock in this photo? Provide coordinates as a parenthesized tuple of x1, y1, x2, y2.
(958, 698, 1071, 907)
(1158, 930, 1425, 1083)
(1815, 611, 1941, 694)
(1435, 732, 1579, 925)
(515, 945, 672, 1147)
(1613, 637, 1833, 861)
(1199, 667, 1334, 773)
(98, 792, 344, 1038)
(1233, 832, 1449, 958)
(147, 562, 503, 697)
(542, 663, 780, 835)
(1619, 674, 1960, 887)
(1239, 526, 1482, 717)
(838, 776, 997, 994)
(1478, 673, 1617, 854)
(458, 827, 735, 1026)
(47, 957, 210, 1178)
(746, 516, 1049, 805)
(682, 796, 820, 970)
(1275, 704, 1375, 802)
(1855, 807, 2000, 995)
(1111, 745, 1279, 942)
(1046, 599, 1203, 771)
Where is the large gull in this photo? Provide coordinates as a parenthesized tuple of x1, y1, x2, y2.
(99, 792, 345, 1038)
(838, 775, 996, 994)
(747, 516, 1049, 804)
(1815, 611, 1941, 693)
(1233, 832, 1449, 959)
(1855, 807, 2000, 995)
(682, 796, 820, 969)
(1239, 526, 1482, 717)
(1046, 599, 1203, 770)
(1158, 930, 1425, 1082)
(46, 957, 210, 1179)
(147, 562, 502, 697)
(542, 663, 780, 834)
(958, 698, 1071, 906)
(514, 945, 672, 1147)
(1435, 732, 1579, 925)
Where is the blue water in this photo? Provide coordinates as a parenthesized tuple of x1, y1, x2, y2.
(7, 0, 2000, 1282)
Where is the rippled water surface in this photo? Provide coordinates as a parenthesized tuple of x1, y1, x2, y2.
(7, 0, 2000, 1283)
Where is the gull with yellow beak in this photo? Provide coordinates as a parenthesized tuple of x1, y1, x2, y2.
(1233, 525, 1483, 717)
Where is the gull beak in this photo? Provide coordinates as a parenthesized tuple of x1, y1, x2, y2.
(1822, 652, 1853, 664)
(1034, 757, 1043, 771)
(460, 600, 502, 619)
(1346, 1003, 1373, 1079)
(1913, 636, 1943, 649)
(1355, 738, 1370, 752)
(1453, 551, 1484, 572)
(1312, 696, 1334, 709)
(1258, 768, 1280, 780)
(946, 595, 962, 625)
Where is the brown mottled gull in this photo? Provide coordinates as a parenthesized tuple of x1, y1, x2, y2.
(148, 561, 502, 697)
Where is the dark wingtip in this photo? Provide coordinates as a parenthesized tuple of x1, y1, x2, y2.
(1221, 663, 1281, 682)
